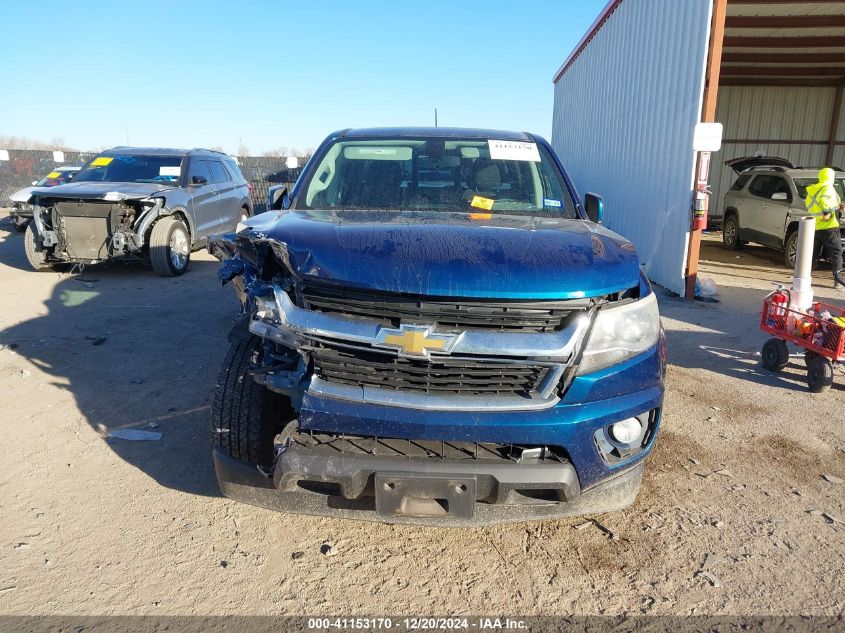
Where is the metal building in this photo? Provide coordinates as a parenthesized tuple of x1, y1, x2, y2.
(552, 0, 845, 298)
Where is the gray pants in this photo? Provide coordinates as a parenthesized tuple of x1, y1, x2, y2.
(815, 227, 843, 283)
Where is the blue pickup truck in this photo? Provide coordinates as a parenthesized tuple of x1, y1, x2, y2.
(209, 127, 665, 525)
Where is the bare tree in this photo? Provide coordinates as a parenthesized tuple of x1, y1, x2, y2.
(0, 135, 77, 150)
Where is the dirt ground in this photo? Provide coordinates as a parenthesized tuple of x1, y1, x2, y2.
(0, 212, 843, 616)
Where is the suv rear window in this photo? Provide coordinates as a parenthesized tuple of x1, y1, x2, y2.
(224, 158, 245, 182)
(730, 174, 751, 191)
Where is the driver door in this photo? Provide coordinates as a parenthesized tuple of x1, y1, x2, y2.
(756, 176, 793, 241)
(186, 159, 220, 238)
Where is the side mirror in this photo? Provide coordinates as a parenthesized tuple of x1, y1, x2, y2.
(771, 192, 788, 201)
(191, 175, 208, 185)
(269, 185, 288, 211)
(584, 192, 604, 223)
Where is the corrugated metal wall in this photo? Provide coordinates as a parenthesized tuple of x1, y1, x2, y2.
(551, 0, 713, 297)
(711, 85, 845, 216)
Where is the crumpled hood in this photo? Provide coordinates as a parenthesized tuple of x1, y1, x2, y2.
(28, 181, 174, 203)
(9, 186, 35, 203)
(247, 210, 640, 299)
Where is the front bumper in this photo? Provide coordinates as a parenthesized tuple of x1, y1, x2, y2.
(213, 447, 643, 527)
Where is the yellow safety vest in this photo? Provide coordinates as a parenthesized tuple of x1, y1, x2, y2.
(805, 182, 841, 231)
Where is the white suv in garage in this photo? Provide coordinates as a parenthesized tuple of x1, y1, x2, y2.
(722, 157, 845, 268)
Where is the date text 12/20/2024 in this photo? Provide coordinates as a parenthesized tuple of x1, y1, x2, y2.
(306, 618, 528, 630)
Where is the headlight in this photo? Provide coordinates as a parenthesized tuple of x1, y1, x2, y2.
(578, 292, 660, 374)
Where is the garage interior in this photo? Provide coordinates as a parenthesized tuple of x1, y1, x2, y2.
(689, 0, 845, 296)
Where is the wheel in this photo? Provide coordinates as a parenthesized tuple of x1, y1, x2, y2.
(723, 214, 744, 250)
(784, 231, 798, 269)
(13, 218, 28, 233)
(239, 206, 250, 224)
(23, 222, 51, 271)
(804, 350, 819, 365)
(806, 356, 834, 393)
(211, 334, 288, 468)
(761, 338, 789, 372)
(149, 216, 190, 276)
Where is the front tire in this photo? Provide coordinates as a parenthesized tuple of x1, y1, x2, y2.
(784, 231, 798, 269)
(761, 338, 789, 372)
(23, 222, 51, 271)
(149, 216, 190, 276)
(211, 335, 287, 468)
(806, 356, 834, 393)
(723, 214, 744, 251)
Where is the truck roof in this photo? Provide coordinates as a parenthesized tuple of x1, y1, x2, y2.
(341, 127, 532, 141)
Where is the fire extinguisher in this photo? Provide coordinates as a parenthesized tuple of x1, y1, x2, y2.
(767, 288, 790, 327)
(692, 190, 709, 231)
(692, 151, 711, 231)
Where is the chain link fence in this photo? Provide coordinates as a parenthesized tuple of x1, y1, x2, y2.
(0, 149, 305, 214)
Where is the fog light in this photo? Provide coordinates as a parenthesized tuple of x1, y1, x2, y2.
(610, 417, 645, 445)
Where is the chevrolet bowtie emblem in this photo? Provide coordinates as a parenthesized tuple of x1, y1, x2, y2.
(374, 325, 458, 358)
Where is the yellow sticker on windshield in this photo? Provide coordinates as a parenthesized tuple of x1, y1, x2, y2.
(91, 156, 113, 166)
(46, 171, 61, 179)
(470, 195, 494, 211)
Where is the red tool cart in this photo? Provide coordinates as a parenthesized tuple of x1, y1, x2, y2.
(760, 288, 845, 392)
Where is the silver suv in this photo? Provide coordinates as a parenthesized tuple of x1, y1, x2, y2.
(23, 147, 253, 276)
(722, 157, 845, 268)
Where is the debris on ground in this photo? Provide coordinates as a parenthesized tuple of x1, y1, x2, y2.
(695, 277, 719, 302)
(108, 429, 162, 441)
(821, 474, 844, 484)
(695, 552, 724, 587)
(808, 510, 839, 524)
(18, 369, 30, 379)
(320, 543, 338, 556)
(147, 422, 159, 429)
(0, 343, 19, 352)
(219, 560, 228, 568)
(714, 469, 733, 478)
(573, 521, 593, 531)
(591, 519, 619, 541)
(291, 551, 304, 560)
(129, 378, 145, 385)
(696, 570, 722, 587)
(85, 336, 107, 346)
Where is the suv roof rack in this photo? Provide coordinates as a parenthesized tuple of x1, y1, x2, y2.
(189, 148, 231, 156)
(747, 165, 790, 173)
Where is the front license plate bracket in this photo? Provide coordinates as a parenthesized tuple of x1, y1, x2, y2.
(375, 472, 476, 520)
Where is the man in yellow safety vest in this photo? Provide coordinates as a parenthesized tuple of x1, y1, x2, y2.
(804, 167, 844, 290)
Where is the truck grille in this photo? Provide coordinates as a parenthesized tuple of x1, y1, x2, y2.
(296, 282, 591, 333)
(310, 342, 551, 397)
(288, 429, 567, 463)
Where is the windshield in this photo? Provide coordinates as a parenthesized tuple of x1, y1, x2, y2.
(298, 137, 578, 218)
(73, 154, 184, 185)
(794, 177, 845, 200)
(35, 169, 78, 187)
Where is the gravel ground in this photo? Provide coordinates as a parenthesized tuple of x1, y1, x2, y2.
(0, 211, 843, 616)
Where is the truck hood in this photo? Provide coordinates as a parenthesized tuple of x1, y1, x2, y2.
(246, 210, 640, 299)
(28, 181, 174, 203)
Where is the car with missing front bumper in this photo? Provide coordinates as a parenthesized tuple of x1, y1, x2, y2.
(209, 127, 665, 525)
(9, 165, 81, 232)
(23, 147, 252, 276)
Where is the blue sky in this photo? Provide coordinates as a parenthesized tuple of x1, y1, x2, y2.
(0, 1, 604, 155)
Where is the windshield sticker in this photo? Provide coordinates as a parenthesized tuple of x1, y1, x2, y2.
(544, 198, 561, 208)
(488, 140, 541, 162)
(470, 195, 495, 211)
(46, 171, 61, 179)
(159, 166, 181, 177)
(91, 157, 113, 167)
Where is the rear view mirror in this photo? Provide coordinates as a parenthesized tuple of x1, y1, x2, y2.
(191, 175, 208, 185)
(584, 192, 604, 223)
(771, 192, 788, 201)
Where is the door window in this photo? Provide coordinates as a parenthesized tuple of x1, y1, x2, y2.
(189, 159, 213, 185)
(208, 161, 232, 184)
(748, 175, 778, 199)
